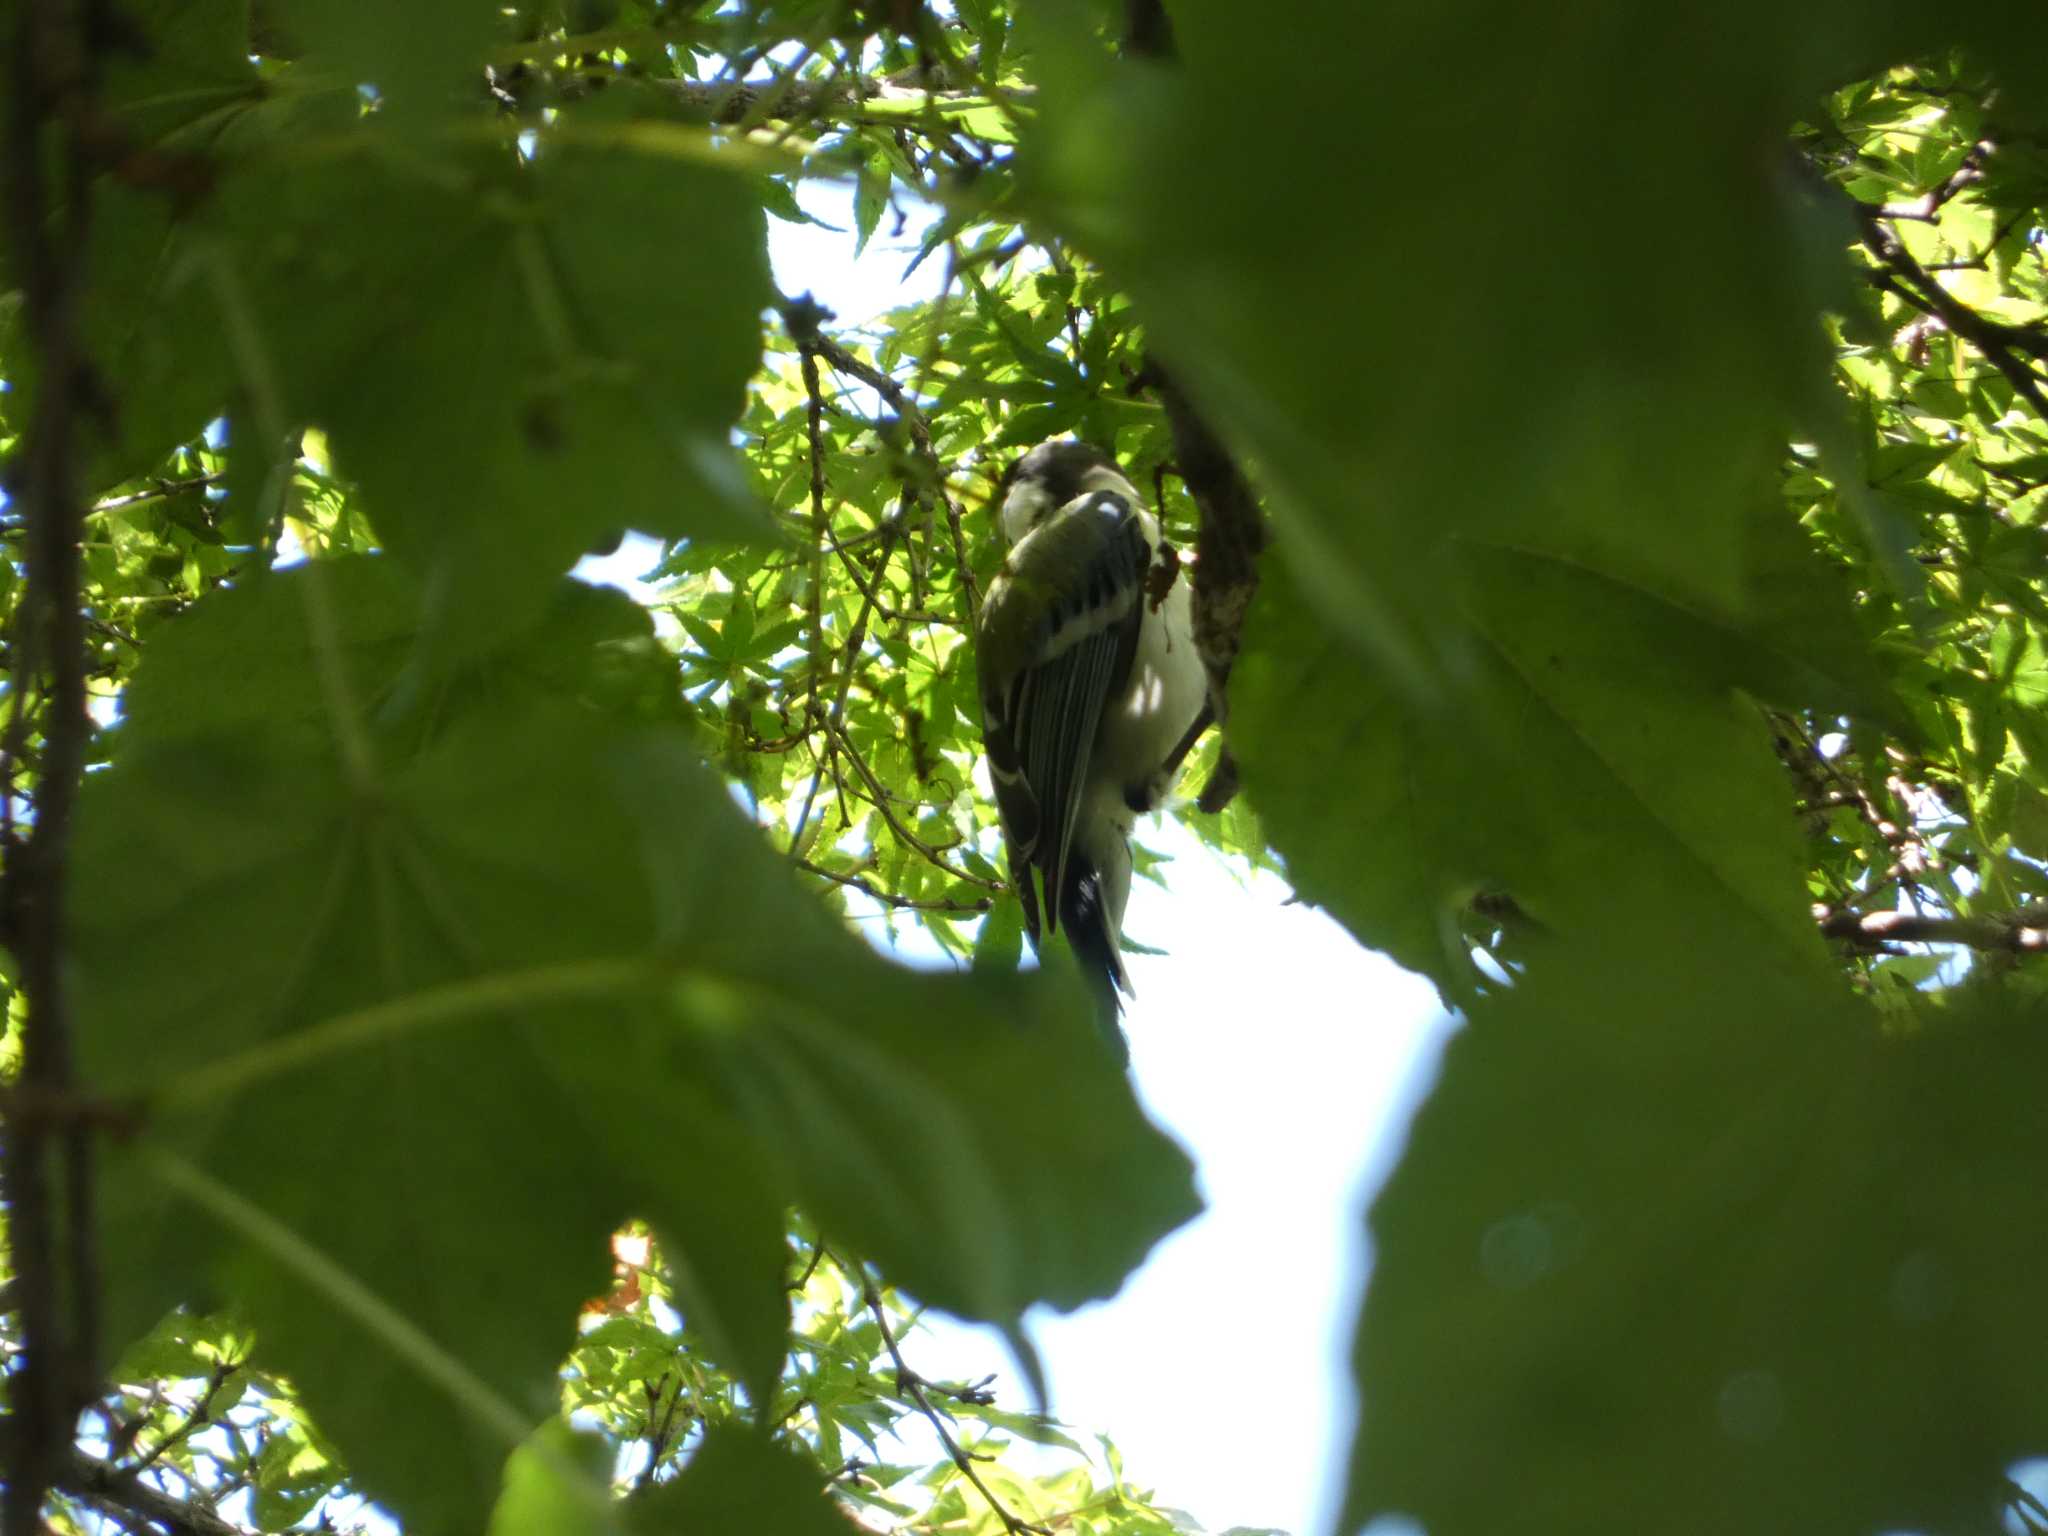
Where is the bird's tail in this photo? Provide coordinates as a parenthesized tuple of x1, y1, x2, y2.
(1060, 851, 1132, 1064)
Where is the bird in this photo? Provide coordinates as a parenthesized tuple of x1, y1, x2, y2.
(974, 439, 1211, 1045)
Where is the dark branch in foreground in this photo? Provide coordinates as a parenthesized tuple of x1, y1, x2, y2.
(61, 1446, 256, 1536)
(1147, 364, 1268, 814)
(4, 0, 111, 1525)
(0, 1418, 254, 1536)
(1119, 0, 1267, 816)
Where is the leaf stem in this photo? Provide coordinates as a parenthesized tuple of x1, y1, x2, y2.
(155, 957, 655, 1109)
(143, 1148, 537, 1449)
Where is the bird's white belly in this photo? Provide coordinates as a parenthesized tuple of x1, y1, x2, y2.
(1094, 574, 1205, 793)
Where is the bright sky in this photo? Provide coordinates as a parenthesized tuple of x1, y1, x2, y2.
(578, 180, 1459, 1536)
(915, 843, 1451, 1536)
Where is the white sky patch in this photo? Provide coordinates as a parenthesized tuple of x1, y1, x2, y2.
(767, 180, 948, 331)
(273, 522, 308, 569)
(571, 531, 678, 640)
(882, 819, 1452, 1535)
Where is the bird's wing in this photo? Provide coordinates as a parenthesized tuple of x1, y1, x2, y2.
(976, 491, 1148, 942)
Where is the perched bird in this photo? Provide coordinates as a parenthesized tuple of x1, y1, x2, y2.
(975, 439, 1210, 1037)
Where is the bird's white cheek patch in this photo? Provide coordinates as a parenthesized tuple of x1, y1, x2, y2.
(1002, 483, 1053, 543)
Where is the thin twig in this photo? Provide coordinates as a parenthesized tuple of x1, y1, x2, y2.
(788, 1238, 830, 1293)
(1771, 713, 1928, 911)
(792, 321, 978, 620)
(784, 298, 979, 869)
(633, 1372, 690, 1493)
(129, 1358, 241, 1474)
(829, 719, 1003, 889)
(861, 1280, 1048, 1536)
(798, 858, 994, 913)
(810, 520, 885, 840)
(790, 338, 836, 854)
(90, 472, 226, 514)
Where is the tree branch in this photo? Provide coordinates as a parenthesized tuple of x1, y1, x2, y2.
(1117, 2, 1267, 815)
(789, 329, 836, 855)
(652, 71, 1022, 131)
(0, 1417, 256, 1536)
(1850, 194, 2048, 420)
(90, 471, 226, 514)
(1815, 906, 2048, 953)
(1146, 363, 1268, 814)
(62, 1446, 257, 1536)
(783, 308, 978, 622)
(1473, 888, 2048, 957)
(4, 0, 112, 1524)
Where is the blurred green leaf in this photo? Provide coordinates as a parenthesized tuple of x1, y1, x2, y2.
(288, 0, 497, 120)
(79, 558, 1192, 1530)
(1018, 0, 1938, 677)
(1232, 556, 1836, 990)
(1347, 965, 2048, 1536)
(487, 1421, 617, 1536)
(637, 1427, 856, 1533)
(202, 114, 774, 651)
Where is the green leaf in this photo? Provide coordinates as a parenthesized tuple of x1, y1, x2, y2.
(1231, 558, 1834, 990)
(6, 4, 264, 483)
(87, 706, 638, 1532)
(288, 0, 497, 121)
(706, 958, 1197, 1320)
(636, 1427, 857, 1533)
(760, 175, 836, 228)
(102, 0, 260, 143)
(248, 1421, 346, 1529)
(203, 113, 774, 652)
(111, 1309, 218, 1382)
(854, 146, 892, 256)
(488, 1421, 618, 1536)
(76, 570, 779, 1529)
(82, 559, 1193, 1529)
(117, 558, 682, 751)
(1345, 964, 2048, 1536)
(1019, 0, 1922, 680)
(971, 891, 1025, 973)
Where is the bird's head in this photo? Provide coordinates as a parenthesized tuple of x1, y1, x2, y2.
(995, 439, 1139, 544)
